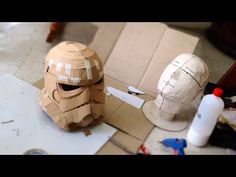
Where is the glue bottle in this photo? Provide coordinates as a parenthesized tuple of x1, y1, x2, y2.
(187, 88, 224, 147)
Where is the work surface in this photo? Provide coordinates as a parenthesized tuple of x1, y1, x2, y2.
(33, 75, 229, 155)
(0, 74, 116, 154)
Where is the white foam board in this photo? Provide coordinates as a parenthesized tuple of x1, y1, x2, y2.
(0, 74, 117, 154)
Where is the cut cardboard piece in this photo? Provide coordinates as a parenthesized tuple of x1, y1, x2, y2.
(103, 75, 127, 121)
(33, 78, 44, 90)
(97, 141, 129, 155)
(104, 23, 199, 97)
(104, 95, 123, 122)
(104, 75, 154, 142)
(104, 23, 167, 87)
(97, 131, 142, 155)
(107, 103, 154, 141)
(111, 131, 143, 153)
(104, 74, 129, 92)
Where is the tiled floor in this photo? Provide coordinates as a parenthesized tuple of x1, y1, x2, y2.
(0, 23, 51, 83)
(0, 22, 125, 84)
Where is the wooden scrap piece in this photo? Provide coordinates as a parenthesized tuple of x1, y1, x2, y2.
(83, 128, 92, 136)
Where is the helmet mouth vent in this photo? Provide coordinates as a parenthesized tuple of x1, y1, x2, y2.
(59, 83, 81, 91)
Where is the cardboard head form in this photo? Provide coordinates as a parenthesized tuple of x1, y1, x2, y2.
(143, 53, 209, 131)
(39, 41, 105, 131)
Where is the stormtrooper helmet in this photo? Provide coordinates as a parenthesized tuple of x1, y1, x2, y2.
(39, 41, 105, 131)
(143, 53, 209, 131)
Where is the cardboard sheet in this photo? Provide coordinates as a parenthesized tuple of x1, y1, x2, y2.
(0, 74, 116, 154)
(104, 75, 154, 141)
(97, 131, 142, 155)
(90, 23, 125, 64)
(107, 103, 153, 141)
(104, 23, 199, 97)
(97, 141, 129, 155)
(104, 23, 167, 87)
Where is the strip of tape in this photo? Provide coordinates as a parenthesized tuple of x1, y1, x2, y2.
(94, 60, 100, 70)
(58, 75, 68, 82)
(56, 62, 62, 72)
(71, 77, 81, 84)
(64, 63, 72, 75)
(44, 89, 49, 98)
(84, 60, 93, 80)
(48, 59, 54, 68)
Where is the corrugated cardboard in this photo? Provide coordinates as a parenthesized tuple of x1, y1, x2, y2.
(97, 131, 142, 155)
(104, 74, 154, 141)
(90, 23, 125, 64)
(104, 23, 199, 97)
(107, 103, 153, 141)
(39, 87, 105, 131)
(97, 141, 129, 155)
(34, 22, 199, 154)
(104, 23, 167, 87)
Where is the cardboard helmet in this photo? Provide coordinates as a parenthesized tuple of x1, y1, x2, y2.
(39, 41, 105, 131)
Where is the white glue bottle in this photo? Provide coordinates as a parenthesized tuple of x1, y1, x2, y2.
(187, 88, 224, 147)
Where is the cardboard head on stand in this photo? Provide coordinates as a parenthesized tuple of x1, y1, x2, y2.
(142, 53, 209, 131)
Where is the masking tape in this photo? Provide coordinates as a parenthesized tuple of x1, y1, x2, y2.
(71, 77, 81, 84)
(58, 75, 68, 82)
(65, 63, 72, 75)
(42, 106, 47, 112)
(44, 89, 49, 98)
(94, 60, 100, 70)
(84, 60, 93, 80)
(48, 59, 54, 68)
(56, 62, 62, 72)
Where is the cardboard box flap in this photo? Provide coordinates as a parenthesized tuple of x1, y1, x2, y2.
(33, 78, 44, 90)
(107, 102, 154, 141)
(104, 23, 167, 87)
(89, 23, 125, 64)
